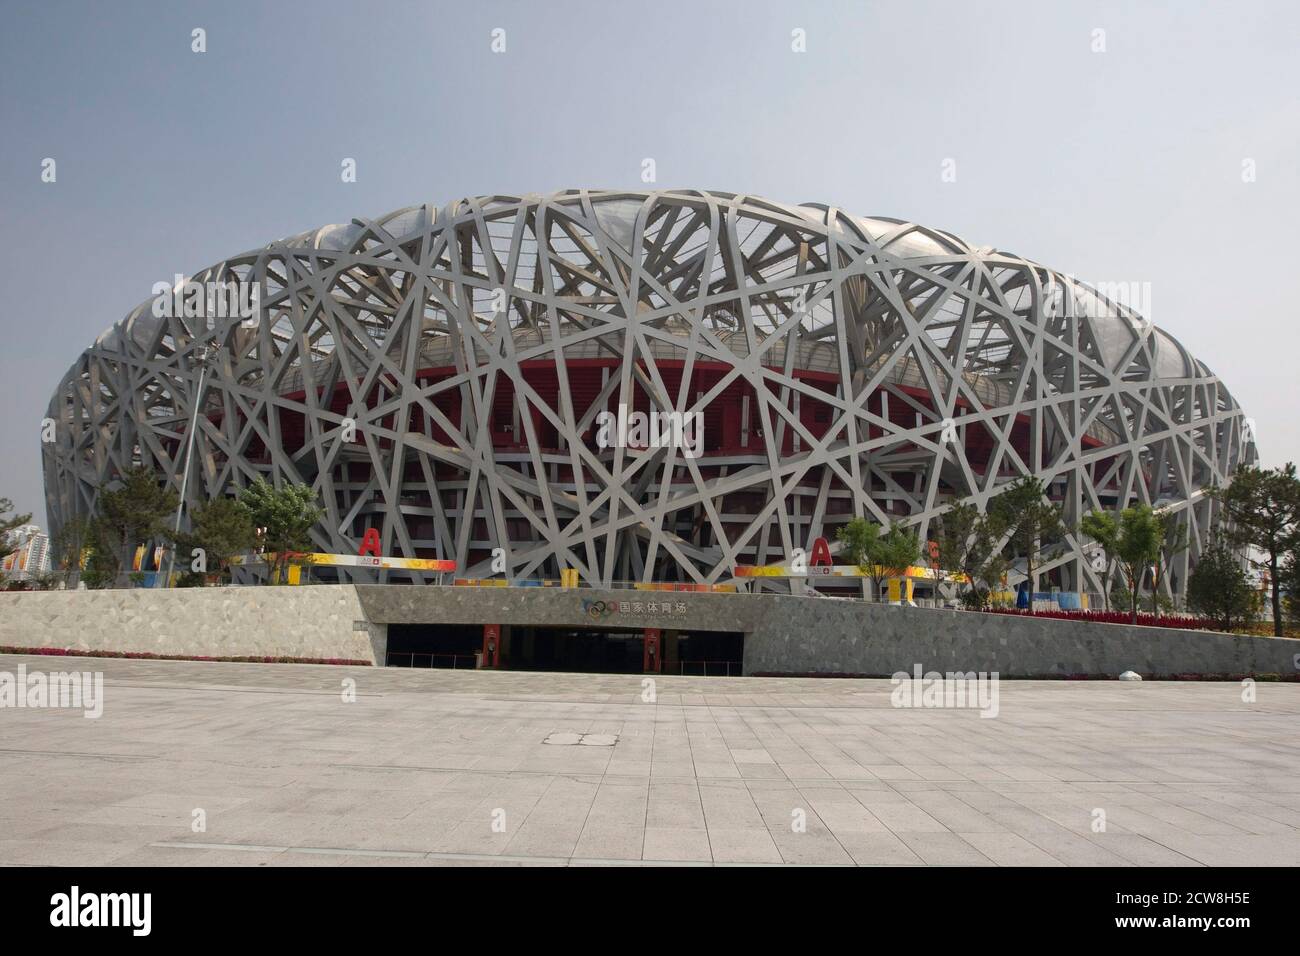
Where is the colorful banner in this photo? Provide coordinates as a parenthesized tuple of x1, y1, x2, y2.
(887, 578, 915, 602)
(734, 563, 966, 582)
(299, 552, 455, 572)
(231, 552, 455, 572)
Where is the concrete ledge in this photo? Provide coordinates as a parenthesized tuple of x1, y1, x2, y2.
(0, 585, 383, 664)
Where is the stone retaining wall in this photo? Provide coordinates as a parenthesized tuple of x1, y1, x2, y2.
(0, 585, 381, 663)
(354, 585, 1300, 678)
(2, 585, 1296, 678)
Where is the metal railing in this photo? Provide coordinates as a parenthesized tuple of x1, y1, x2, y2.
(675, 659, 741, 677)
(385, 652, 479, 669)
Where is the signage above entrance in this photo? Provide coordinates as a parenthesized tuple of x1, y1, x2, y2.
(582, 598, 689, 621)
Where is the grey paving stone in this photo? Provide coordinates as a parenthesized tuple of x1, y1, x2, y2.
(0, 653, 1296, 867)
(897, 832, 996, 866)
(642, 826, 711, 862)
(706, 828, 783, 864)
(836, 831, 926, 866)
(769, 828, 856, 865)
(573, 823, 645, 860)
(958, 832, 1066, 866)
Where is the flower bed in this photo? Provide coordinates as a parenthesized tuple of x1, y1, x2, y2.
(986, 607, 1208, 630)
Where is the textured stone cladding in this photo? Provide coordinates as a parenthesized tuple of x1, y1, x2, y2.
(2, 585, 1296, 677)
(352, 586, 1300, 678)
(0, 585, 381, 663)
(736, 598, 1300, 678)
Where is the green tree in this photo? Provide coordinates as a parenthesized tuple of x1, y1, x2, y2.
(79, 517, 123, 589)
(875, 524, 921, 602)
(239, 479, 324, 584)
(50, 515, 93, 572)
(977, 550, 1011, 607)
(1079, 510, 1119, 611)
(176, 496, 257, 585)
(1111, 505, 1164, 624)
(97, 466, 178, 583)
(836, 517, 881, 600)
(933, 502, 1001, 609)
(0, 497, 32, 562)
(1084, 507, 1190, 617)
(1211, 463, 1300, 637)
(988, 477, 1066, 614)
(1281, 552, 1300, 625)
(1187, 536, 1260, 633)
(836, 517, 919, 602)
(1150, 513, 1189, 613)
(1109, 584, 1133, 612)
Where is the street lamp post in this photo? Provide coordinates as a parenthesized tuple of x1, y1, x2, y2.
(163, 343, 214, 586)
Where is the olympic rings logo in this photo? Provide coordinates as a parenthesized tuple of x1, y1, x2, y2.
(582, 599, 614, 620)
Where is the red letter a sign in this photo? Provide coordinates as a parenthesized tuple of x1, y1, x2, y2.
(359, 528, 382, 557)
(809, 536, 832, 567)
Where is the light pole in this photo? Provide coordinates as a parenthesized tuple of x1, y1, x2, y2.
(163, 343, 214, 586)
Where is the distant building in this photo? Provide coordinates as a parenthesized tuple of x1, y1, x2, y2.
(2, 524, 52, 581)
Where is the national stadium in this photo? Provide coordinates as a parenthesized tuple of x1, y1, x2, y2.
(41, 189, 1256, 604)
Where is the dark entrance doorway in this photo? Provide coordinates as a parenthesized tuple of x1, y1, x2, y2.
(383, 623, 744, 675)
(672, 630, 745, 676)
(385, 623, 481, 668)
(504, 625, 744, 675)
(504, 625, 647, 673)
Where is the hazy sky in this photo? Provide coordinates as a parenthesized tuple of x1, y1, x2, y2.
(2, 0, 1297, 527)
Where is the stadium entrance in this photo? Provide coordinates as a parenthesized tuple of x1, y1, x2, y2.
(502, 625, 647, 673)
(385, 623, 743, 676)
(386, 623, 482, 669)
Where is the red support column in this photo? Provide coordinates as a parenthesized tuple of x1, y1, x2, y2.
(643, 628, 661, 674)
(482, 624, 501, 669)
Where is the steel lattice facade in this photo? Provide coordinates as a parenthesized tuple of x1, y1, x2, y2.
(43, 189, 1255, 594)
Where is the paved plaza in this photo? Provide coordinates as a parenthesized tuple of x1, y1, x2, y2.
(0, 653, 1297, 866)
